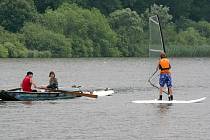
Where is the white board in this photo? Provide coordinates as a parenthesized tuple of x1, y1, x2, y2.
(132, 97, 206, 104)
(93, 89, 114, 97)
(83, 89, 114, 97)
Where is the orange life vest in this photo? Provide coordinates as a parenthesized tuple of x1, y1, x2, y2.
(159, 58, 171, 74)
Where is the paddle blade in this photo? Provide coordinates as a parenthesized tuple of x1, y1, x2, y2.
(56, 90, 97, 98)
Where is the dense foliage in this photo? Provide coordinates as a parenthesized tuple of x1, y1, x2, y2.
(109, 8, 146, 56)
(0, 0, 210, 57)
(0, 0, 36, 32)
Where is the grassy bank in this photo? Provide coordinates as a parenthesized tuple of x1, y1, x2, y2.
(167, 45, 210, 57)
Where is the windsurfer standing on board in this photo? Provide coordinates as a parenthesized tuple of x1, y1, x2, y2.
(21, 71, 37, 92)
(156, 52, 173, 101)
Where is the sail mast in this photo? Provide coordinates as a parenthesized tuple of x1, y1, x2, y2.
(157, 15, 166, 53)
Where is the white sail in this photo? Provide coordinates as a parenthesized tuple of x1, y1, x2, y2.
(149, 15, 165, 57)
(148, 15, 167, 94)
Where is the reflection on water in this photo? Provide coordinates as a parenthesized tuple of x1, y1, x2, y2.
(0, 101, 6, 107)
(157, 104, 172, 114)
(21, 101, 33, 105)
(157, 103, 172, 109)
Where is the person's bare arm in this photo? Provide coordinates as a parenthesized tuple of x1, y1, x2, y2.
(156, 59, 160, 71)
(30, 78, 37, 88)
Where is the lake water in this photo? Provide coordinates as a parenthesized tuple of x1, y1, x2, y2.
(0, 58, 209, 140)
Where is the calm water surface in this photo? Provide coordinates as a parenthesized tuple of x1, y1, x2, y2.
(0, 58, 209, 140)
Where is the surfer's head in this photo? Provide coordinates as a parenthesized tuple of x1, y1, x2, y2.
(160, 52, 167, 59)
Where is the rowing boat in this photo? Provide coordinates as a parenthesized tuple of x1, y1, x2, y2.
(0, 88, 79, 101)
(0, 88, 114, 101)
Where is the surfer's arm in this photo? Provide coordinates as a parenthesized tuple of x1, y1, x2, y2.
(156, 60, 160, 71)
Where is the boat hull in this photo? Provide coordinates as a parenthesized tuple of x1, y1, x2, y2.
(0, 90, 78, 101)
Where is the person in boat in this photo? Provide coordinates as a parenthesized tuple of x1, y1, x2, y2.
(156, 52, 173, 101)
(21, 71, 37, 92)
(40, 71, 58, 90)
(47, 71, 58, 89)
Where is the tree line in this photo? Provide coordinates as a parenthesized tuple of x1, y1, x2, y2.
(0, 0, 210, 58)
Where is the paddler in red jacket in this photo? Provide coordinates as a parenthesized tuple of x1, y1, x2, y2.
(21, 71, 37, 92)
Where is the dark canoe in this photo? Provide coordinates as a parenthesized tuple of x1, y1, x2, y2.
(0, 88, 80, 101)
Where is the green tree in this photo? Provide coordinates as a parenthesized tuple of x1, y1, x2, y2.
(177, 27, 206, 46)
(175, 16, 196, 31)
(142, 4, 172, 27)
(190, 21, 210, 44)
(109, 8, 145, 56)
(121, 0, 154, 14)
(22, 22, 72, 57)
(163, 24, 178, 45)
(27, 50, 52, 58)
(0, 26, 21, 44)
(0, 0, 37, 32)
(39, 3, 118, 57)
(0, 44, 8, 58)
(71, 37, 94, 57)
(190, 0, 210, 22)
(68, 0, 122, 15)
(0, 26, 28, 57)
(156, 0, 193, 21)
(3, 42, 28, 57)
(193, 21, 210, 38)
(86, 0, 122, 15)
(34, 0, 65, 13)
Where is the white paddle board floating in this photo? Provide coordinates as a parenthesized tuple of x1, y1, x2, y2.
(132, 97, 206, 104)
(92, 89, 114, 97)
(83, 88, 114, 97)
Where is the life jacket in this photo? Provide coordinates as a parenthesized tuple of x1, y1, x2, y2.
(159, 58, 171, 74)
(22, 76, 32, 92)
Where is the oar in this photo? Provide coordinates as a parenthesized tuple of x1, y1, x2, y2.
(71, 85, 93, 93)
(7, 88, 21, 91)
(51, 89, 97, 98)
(72, 85, 82, 88)
(0, 87, 21, 91)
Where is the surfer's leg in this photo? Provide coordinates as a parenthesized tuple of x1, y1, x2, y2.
(168, 87, 173, 100)
(159, 87, 163, 100)
(167, 74, 173, 100)
(159, 74, 165, 100)
(168, 87, 172, 95)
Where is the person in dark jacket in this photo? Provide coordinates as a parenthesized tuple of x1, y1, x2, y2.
(47, 71, 58, 89)
(39, 71, 58, 90)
